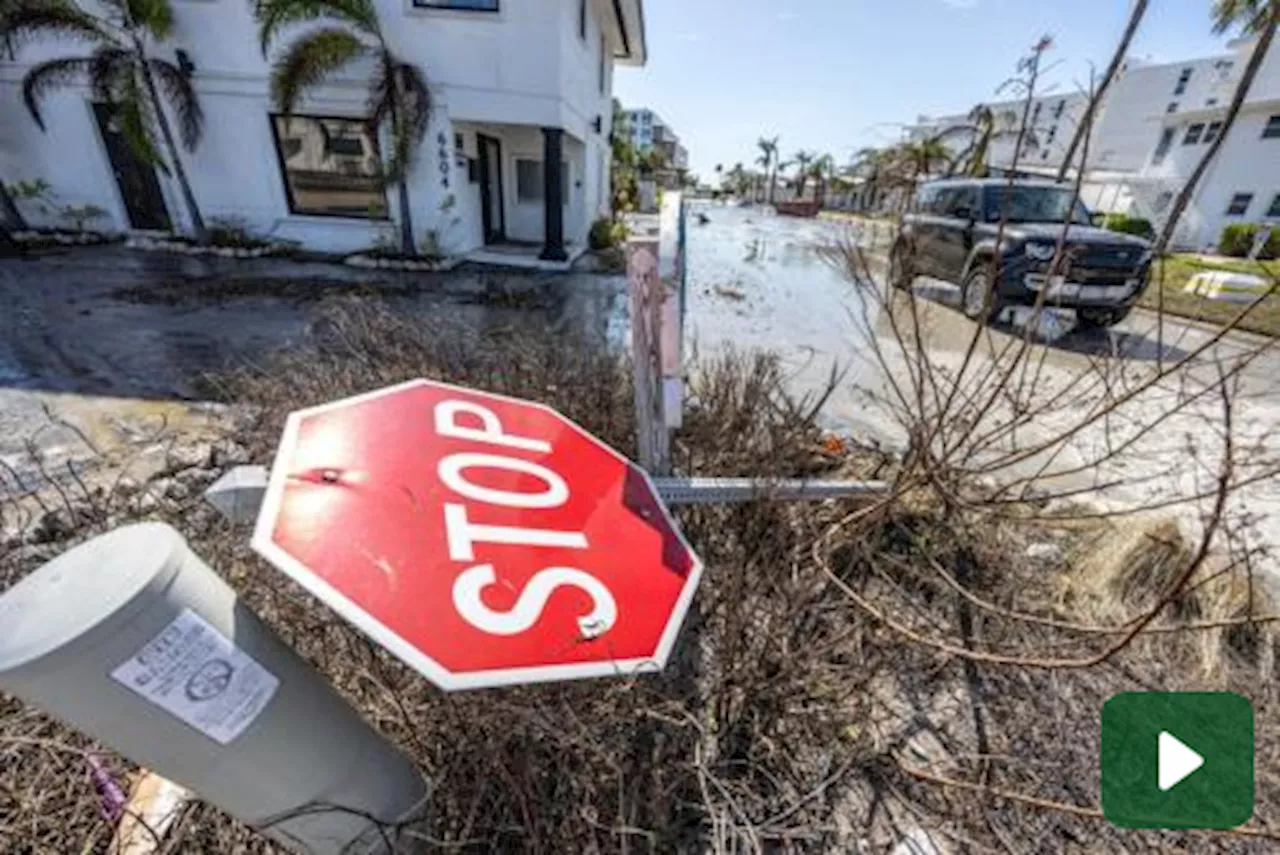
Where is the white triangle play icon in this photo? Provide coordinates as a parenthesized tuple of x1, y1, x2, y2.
(1159, 731, 1205, 791)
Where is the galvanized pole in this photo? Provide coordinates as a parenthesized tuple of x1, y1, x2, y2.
(206, 466, 889, 524)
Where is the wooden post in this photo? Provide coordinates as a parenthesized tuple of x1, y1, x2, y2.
(627, 236, 667, 474)
(658, 192, 685, 433)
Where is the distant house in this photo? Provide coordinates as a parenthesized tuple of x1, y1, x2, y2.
(0, 0, 647, 265)
(904, 35, 1280, 250)
(621, 107, 688, 188)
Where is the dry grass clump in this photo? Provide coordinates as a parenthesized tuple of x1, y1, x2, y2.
(3, 300, 1280, 853)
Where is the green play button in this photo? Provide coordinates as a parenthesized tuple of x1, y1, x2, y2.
(1102, 693, 1253, 829)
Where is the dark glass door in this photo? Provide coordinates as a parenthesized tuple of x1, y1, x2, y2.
(93, 102, 170, 231)
(477, 134, 506, 244)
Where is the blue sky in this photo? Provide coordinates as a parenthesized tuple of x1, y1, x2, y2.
(614, 0, 1239, 180)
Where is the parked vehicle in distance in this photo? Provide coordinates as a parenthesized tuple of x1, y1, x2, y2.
(890, 179, 1154, 328)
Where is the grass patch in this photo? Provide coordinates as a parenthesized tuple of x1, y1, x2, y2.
(1140, 255, 1280, 337)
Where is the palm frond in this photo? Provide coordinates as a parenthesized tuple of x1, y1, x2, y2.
(116, 72, 165, 172)
(1212, 0, 1273, 35)
(254, 0, 377, 55)
(936, 123, 978, 143)
(88, 44, 132, 104)
(269, 26, 365, 114)
(367, 48, 394, 127)
(125, 0, 174, 40)
(148, 57, 202, 149)
(0, 1, 113, 53)
(21, 55, 94, 130)
(381, 58, 430, 183)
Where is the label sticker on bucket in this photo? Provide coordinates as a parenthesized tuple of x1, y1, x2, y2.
(111, 609, 279, 745)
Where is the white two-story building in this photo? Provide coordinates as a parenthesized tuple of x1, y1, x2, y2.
(909, 92, 1098, 175)
(1089, 37, 1280, 249)
(905, 34, 1280, 251)
(0, 0, 646, 265)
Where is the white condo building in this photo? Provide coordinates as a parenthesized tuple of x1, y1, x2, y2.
(906, 34, 1280, 250)
(0, 0, 647, 264)
(621, 107, 688, 177)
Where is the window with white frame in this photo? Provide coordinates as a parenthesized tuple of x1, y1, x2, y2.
(1263, 115, 1280, 139)
(1268, 194, 1280, 218)
(578, 0, 586, 40)
(1225, 193, 1253, 217)
(1174, 67, 1192, 96)
(270, 115, 387, 218)
(1152, 128, 1175, 165)
(515, 159, 569, 203)
(1203, 121, 1223, 144)
(599, 35, 607, 94)
(1183, 123, 1205, 145)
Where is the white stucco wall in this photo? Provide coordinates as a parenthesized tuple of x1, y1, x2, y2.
(0, 0, 629, 255)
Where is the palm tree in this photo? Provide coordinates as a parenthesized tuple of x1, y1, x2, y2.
(747, 143, 768, 204)
(848, 147, 880, 210)
(610, 98, 639, 213)
(940, 105, 1025, 177)
(1154, 0, 1277, 254)
(792, 149, 814, 198)
(2, 0, 209, 243)
(724, 162, 748, 198)
(1058, 0, 1149, 181)
(899, 137, 953, 177)
(809, 153, 834, 207)
(256, 0, 430, 255)
(756, 135, 780, 204)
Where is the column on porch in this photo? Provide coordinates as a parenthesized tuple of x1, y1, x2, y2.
(539, 127, 568, 262)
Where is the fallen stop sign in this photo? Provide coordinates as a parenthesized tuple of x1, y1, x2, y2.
(251, 380, 703, 690)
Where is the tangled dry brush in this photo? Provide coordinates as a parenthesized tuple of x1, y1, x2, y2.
(2, 301, 1279, 853)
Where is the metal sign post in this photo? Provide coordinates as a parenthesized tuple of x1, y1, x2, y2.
(209, 466, 889, 522)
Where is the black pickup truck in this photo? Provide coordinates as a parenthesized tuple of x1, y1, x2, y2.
(889, 178, 1154, 328)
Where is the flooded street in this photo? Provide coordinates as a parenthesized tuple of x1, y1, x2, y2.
(0, 246, 624, 489)
(683, 203, 898, 440)
(4, 217, 1280, 579)
(684, 203, 1280, 580)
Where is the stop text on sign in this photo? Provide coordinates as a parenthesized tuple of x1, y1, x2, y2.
(433, 399, 617, 640)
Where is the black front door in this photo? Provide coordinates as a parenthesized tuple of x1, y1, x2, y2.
(93, 102, 170, 231)
(477, 134, 506, 244)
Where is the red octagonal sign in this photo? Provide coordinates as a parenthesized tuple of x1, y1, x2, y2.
(252, 380, 703, 691)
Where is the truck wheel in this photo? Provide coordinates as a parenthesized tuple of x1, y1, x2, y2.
(1076, 307, 1132, 329)
(889, 242, 915, 291)
(960, 264, 1001, 321)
